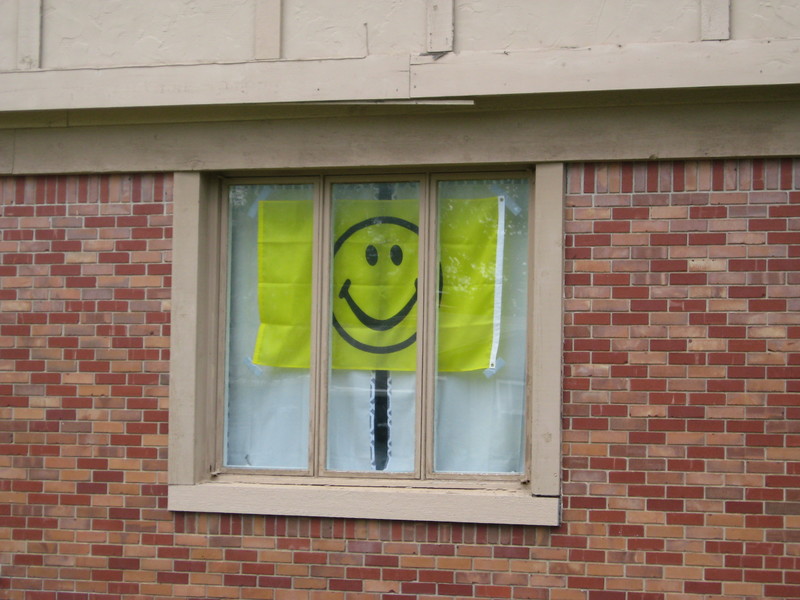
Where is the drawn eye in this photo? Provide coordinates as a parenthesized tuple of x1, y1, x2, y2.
(365, 244, 378, 266)
(390, 245, 403, 266)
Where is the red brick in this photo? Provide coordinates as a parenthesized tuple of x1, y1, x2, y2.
(705, 569, 744, 581)
(685, 581, 721, 594)
(726, 502, 764, 514)
(432, 583, 472, 596)
(729, 286, 767, 298)
(330, 579, 363, 591)
(749, 219, 787, 231)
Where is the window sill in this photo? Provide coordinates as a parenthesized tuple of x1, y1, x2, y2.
(168, 481, 560, 525)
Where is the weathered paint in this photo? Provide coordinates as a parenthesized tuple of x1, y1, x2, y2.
(41, 0, 256, 68)
(0, 0, 18, 71)
(455, 0, 700, 51)
(282, 0, 426, 59)
(732, 0, 800, 39)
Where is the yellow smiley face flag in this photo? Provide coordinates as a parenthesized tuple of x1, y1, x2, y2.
(252, 196, 504, 372)
(330, 199, 420, 371)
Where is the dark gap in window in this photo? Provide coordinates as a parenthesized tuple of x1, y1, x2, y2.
(373, 369, 390, 470)
(372, 182, 395, 471)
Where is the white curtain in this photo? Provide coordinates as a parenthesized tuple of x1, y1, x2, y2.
(434, 179, 528, 473)
(225, 184, 312, 469)
(327, 370, 416, 472)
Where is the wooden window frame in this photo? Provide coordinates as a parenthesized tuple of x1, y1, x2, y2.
(168, 164, 564, 526)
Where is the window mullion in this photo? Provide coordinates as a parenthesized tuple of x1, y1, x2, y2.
(211, 179, 227, 474)
(310, 177, 329, 476)
(418, 175, 437, 480)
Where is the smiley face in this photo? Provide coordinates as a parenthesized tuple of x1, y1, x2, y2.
(332, 216, 419, 355)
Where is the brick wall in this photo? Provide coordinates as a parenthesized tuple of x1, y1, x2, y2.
(1, 161, 798, 599)
(563, 160, 800, 599)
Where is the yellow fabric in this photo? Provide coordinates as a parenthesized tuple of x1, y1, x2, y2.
(252, 197, 501, 372)
(437, 196, 502, 371)
(252, 199, 314, 368)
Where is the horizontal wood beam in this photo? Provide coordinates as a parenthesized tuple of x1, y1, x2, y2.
(0, 39, 798, 113)
(0, 54, 409, 112)
(410, 39, 799, 97)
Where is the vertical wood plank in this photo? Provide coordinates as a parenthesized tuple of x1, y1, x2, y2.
(426, 0, 454, 53)
(169, 172, 203, 485)
(701, 0, 730, 41)
(16, 0, 41, 69)
(170, 173, 221, 485)
(254, 0, 282, 60)
(529, 163, 564, 498)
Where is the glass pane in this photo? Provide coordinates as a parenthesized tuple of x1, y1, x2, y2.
(225, 184, 313, 470)
(434, 178, 529, 474)
(327, 182, 419, 472)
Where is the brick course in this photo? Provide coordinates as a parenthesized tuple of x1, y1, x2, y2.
(1, 160, 799, 599)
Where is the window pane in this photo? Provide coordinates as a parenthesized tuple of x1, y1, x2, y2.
(327, 182, 420, 473)
(225, 184, 313, 470)
(434, 178, 529, 474)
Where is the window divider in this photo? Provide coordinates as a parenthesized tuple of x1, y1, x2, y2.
(524, 168, 537, 485)
(212, 178, 227, 475)
(418, 175, 436, 480)
(313, 177, 331, 476)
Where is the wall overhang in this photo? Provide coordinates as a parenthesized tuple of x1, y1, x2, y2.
(1, 86, 799, 176)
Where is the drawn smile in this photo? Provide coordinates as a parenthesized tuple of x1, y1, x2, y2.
(338, 278, 418, 331)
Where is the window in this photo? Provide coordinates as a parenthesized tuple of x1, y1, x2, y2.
(169, 166, 563, 526)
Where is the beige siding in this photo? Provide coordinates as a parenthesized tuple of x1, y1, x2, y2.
(732, 0, 800, 39)
(282, 0, 426, 59)
(41, 0, 256, 68)
(0, 1, 18, 71)
(455, 0, 701, 52)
